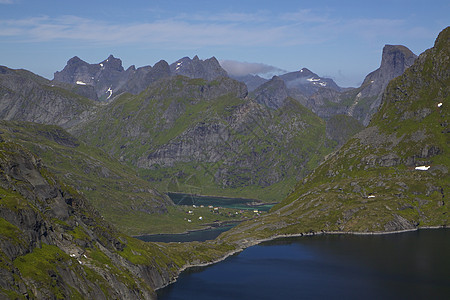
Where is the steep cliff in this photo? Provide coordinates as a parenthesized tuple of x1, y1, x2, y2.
(0, 66, 97, 129)
(300, 45, 417, 125)
(0, 121, 173, 235)
(0, 141, 183, 299)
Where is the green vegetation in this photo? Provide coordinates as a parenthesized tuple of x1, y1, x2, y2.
(0, 120, 172, 235)
(220, 27, 449, 243)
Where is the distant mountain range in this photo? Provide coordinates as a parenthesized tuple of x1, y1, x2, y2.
(0, 42, 418, 207)
(52, 44, 416, 127)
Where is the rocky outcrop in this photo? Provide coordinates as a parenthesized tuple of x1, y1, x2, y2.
(354, 45, 417, 125)
(0, 66, 98, 129)
(252, 76, 289, 109)
(280, 68, 341, 96)
(0, 141, 180, 299)
(170, 56, 228, 81)
(0, 120, 173, 235)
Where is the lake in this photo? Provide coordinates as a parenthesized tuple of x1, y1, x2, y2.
(157, 229, 450, 299)
(135, 224, 237, 243)
(168, 192, 274, 211)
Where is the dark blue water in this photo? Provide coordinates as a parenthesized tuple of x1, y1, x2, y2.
(136, 224, 236, 243)
(168, 192, 273, 211)
(158, 229, 450, 299)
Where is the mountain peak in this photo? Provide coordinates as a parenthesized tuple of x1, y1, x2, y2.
(67, 56, 85, 65)
(380, 44, 417, 73)
(170, 55, 228, 81)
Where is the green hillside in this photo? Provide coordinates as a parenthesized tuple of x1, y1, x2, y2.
(221, 27, 449, 244)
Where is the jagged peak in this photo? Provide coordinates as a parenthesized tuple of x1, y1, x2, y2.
(382, 44, 416, 60)
(67, 56, 85, 65)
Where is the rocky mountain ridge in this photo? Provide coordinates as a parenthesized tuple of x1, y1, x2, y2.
(53, 55, 228, 102)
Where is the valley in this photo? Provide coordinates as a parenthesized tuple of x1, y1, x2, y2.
(0, 20, 447, 299)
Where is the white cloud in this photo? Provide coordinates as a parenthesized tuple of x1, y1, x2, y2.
(0, 0, 15, 4)
(0, 12, 431, 50)
(219, 60, 286, 77)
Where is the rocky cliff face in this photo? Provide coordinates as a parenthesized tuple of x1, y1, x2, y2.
(353, 45, 417, 125)
(280, 68, 341, 96)
(252, 76, 290, 109)
(221, 27, 449, 244)
(0, 141, 180, 299)
(0, 120, 173, 235)
(170, 56, 228, 81)
(53, 55, 230, 102)
(73, 75, 334, 201)
(302, 45, 417, 125)
(0, 66, 97, 129)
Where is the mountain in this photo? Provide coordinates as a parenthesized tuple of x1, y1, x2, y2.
(252, 76, 290, 109)
(298, 45, 417, 125)
(0, 121, 173, 235)
(0, 139, 183, 299)
(72, 75, 335, 201)
(0, 66, 97, 129)
(229, 74, 268, 92)
(117, 60, 171, 95)
(53, 55, 136, 101)
(53, 55, 229, 102)
(354, 45, 418, 125)
(220, 27, 449, 245)
(280, 67, 341, 96)
(169, 56, 228, 81)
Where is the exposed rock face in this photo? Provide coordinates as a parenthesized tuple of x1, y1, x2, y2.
(355, 45, 418, 125)
(0, 66, 97, 129)
(170, 56, 228, 81)
(0, 120, 173, 235)
(253, 76, 289, 109)
(0, 141, 178, 299)
(118, 60, 172, 95)
(230, 74, 268, 92)
(54, 55, 134, 101)
(280, 68, 341, 96)
(53, 55, 230, 101)
(74, 76, 333, 200)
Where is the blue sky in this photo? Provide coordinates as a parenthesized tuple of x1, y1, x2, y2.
(0, 0, 448, 87)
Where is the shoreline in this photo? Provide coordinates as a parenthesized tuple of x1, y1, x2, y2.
(133, 220, 240, 239)
(156, 225, 447, 291)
